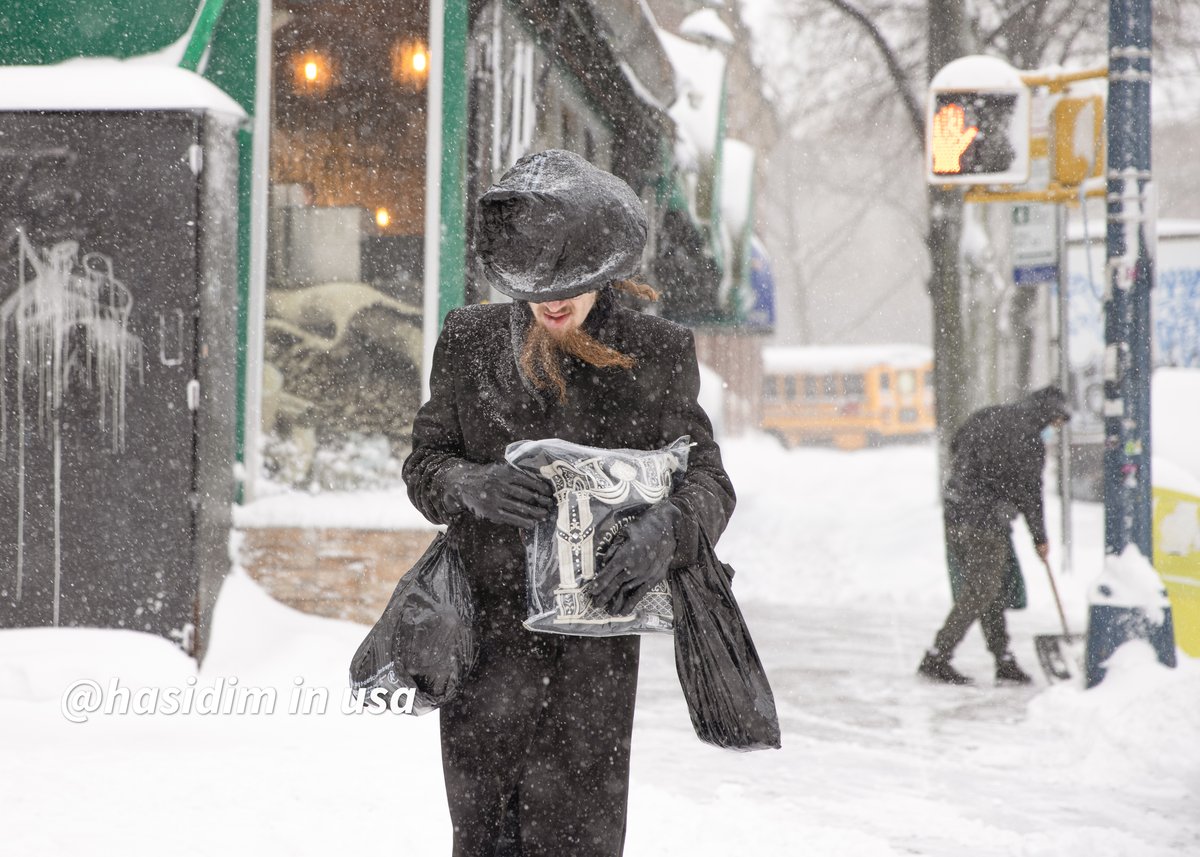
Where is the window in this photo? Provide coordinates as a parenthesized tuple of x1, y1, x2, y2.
(264, 0, 430, 491)
(785, 376, 797, 401)
(843, 374, 865, 397)
(763, 376, 778, 401)
(804, 376, 818, 399)
(823, 374, 838, 397)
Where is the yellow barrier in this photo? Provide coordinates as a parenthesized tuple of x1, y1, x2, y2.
(1153, 486, 1200, 658)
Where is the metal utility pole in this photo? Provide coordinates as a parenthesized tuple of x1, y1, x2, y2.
(1086, 0, 1177, 686)
(1055, 203, 1072, 574)
(1102, 0, 1153, 563)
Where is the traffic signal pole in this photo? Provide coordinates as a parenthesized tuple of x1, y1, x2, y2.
(1084, 0, 1177, 686)
(1103, 0, 1152, 571)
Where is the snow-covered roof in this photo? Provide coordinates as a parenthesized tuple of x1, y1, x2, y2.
(1068, 218, 1200, 243)
(592, 0, 676, 111)
(679, 9, 735, 47)
(658, 28, 727, 162)
(0, 59, 247, 117)
(617, 59, 670, 115)
(763, 344, 933, 375)
(720, 139, 755, 239)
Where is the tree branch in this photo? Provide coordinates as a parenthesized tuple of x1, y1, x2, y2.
(814, 0, 924, 147)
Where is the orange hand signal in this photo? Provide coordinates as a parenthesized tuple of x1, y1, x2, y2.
(932, 103, 979, 174)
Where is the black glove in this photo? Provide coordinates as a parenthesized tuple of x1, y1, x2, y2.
(590, 503, 682, 616)
(442, 462, 554, 528)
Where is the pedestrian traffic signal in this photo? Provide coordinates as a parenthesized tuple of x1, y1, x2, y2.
(927, 56, 1031, 186)
(1052, 95, 1105, 186)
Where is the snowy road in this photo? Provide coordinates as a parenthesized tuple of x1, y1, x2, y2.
(2, 436, 1198, 855)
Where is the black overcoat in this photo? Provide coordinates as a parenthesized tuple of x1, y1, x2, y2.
(403, 286, 735, 856)
(943, 396, 1059, 544)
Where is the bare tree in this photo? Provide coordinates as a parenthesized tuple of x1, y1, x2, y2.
(743, 0, 1200, 480)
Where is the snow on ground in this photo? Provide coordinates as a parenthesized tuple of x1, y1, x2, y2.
(2, 436, 1199, 855)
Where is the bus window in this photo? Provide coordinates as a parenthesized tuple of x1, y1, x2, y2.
(924, 370, 933, 389)
(823, 374, 838, 398)
(879, 373, 890, 392)
(804, 376, 818, 399)
(785, 376, 797, 401)
(897, 370, 916, 395)
(763, 376, 778, 401)
(844, 374, 865, 397)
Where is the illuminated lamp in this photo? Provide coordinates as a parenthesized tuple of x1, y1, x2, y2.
(391, 40, 430, 89)
(294, 52, 332, 93)
(375, 208, 391, 229)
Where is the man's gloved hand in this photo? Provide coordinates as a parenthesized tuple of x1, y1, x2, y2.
(442, 462, 553, 528)
(590, 503, 682, 616)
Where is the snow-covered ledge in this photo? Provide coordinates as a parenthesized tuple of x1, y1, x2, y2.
(233, 487, 436, 532)
(0, 59, 246, 118)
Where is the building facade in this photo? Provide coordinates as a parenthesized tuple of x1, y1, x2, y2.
(0, 0, 780, 634)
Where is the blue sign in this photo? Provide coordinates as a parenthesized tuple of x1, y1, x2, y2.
(1014, 264, 1058, 286)
(746, 240, 775, 332)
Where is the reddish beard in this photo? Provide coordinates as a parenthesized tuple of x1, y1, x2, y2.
(519, 319, 636, 403)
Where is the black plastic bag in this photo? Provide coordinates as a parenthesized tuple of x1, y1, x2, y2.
(505, 436, 690, 636)
(348, 532, 476, 715)
(672, 536, 782, 751)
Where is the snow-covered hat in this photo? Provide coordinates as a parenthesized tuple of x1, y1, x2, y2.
(1027, 385, 1071, 423)
(475, 149, 648, 302)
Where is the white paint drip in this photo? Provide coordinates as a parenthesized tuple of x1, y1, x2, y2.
(1, 233, 146, 608)
(1, 233, 145, 454)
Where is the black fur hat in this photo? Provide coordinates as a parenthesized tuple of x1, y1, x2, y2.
(475, 150, 648, 302)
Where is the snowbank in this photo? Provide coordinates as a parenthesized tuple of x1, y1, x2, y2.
(1092, 546, 1171, 622)
(1153, 367, 1200, 489)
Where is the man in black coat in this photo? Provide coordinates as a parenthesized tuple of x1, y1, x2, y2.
(918, 386, 1070, 685)
(403, 150, 735, 856)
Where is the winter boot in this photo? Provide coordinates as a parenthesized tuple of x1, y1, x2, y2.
(917, 650, 973, 685)
(995, 653, 1033, 685)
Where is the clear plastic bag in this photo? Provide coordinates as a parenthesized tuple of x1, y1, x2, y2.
(505, 436, 691, 636)
(348, 532, 476, 715)
(672, 534, 782, 751)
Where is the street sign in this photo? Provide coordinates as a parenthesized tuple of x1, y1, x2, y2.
(1012, 202, 1058, 285)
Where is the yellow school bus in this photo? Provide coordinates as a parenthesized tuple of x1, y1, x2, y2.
(761, 345, 936, 450)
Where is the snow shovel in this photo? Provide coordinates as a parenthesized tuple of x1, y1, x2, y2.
(1034, 556, 1086, 682)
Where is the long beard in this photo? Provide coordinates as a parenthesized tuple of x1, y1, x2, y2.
(519, 320, 636, 403)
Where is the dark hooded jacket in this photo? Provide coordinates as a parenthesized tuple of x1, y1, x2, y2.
(943, 387, 1070, 544)
(402, 286, 735, 855)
